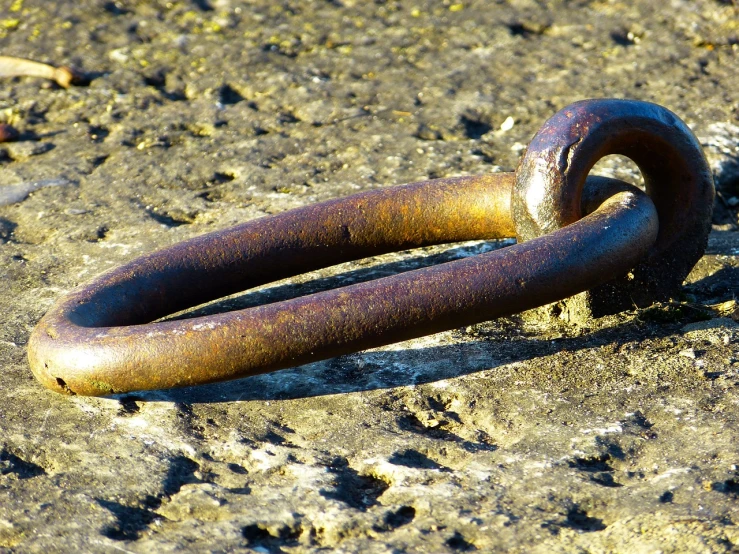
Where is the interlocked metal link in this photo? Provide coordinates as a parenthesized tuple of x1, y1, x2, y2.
(27, 98, 712, 396)
(513, 99, 714, 317)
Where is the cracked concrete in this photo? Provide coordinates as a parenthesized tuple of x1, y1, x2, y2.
(1, 0, 739, 552)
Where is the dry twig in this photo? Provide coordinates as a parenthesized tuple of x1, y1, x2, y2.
(0, 55, 83, 88)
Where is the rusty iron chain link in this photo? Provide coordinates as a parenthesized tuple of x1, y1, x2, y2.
(28, 99, 714, 396)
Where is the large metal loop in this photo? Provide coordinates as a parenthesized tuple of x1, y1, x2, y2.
(512, 98, 715, 317)
(29, 176, 658, 396)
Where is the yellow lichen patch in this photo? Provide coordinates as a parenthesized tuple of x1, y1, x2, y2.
(25, 24, 40, 41)
(204, 20, 222, 33)
(179, 10, 199, 23)
(2, 108, 21, 126)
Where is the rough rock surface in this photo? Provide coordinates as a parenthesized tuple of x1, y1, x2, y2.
(1, 0, 739, 552)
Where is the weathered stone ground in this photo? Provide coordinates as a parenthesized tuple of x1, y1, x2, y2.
(1, 0, 739, 552)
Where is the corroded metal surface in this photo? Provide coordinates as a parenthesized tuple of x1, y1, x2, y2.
(27, 99, 714, 396)
(513, 98, 715, 317)
(28, 176, 657, 396)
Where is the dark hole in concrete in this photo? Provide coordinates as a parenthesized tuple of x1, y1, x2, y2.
(0, 448, 46, 479)
(320, 457, 389, 511)
(446, 531, 477, 551)
(98, 497, 160, 541)
(389, 449, 448, 471)
(565, 506, 606, 532)
(219, 84, 244, 106)
(374, 506, 416, 532)
(460, 115, 491, 140)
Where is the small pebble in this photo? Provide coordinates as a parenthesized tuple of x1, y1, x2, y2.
(108, 48, 130, 63)
(727, 196, 739, 207)
(500, 116, 515, 131)
(679, 348, 696, 359)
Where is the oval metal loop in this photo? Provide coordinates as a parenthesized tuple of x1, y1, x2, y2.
(512, 98, 715, 316)
(28, 177, 658, 396)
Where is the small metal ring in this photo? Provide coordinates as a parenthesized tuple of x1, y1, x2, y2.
(512, 98, 715, 315)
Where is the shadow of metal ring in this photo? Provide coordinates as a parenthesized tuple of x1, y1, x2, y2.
(28, 175, 658, 396)
(512, 98, 715, 319)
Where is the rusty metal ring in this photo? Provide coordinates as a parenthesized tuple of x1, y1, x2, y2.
(29, 175, 658, 396)
(512, 98, 715, 316)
